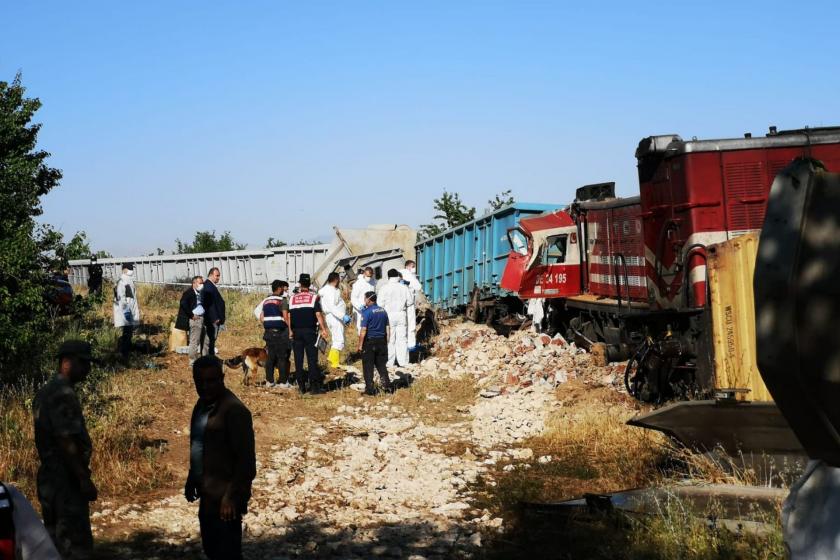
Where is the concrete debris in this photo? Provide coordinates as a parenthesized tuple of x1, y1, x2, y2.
(417, 324, 610, 393)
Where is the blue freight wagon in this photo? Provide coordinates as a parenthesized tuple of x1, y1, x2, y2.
(415, 202, 560, 316)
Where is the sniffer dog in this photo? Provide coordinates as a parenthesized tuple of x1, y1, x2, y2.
(224, 347, 267, 386)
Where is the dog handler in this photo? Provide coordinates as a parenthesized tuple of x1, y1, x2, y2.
(256, 280, 291, 387)
(318, 272, 351, 367)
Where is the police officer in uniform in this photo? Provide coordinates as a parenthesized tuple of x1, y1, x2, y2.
(288, 274, 329, 394)
(356, 291, 392, 395)
(32, 340, 97, 559)
(257, 280, 291, 387)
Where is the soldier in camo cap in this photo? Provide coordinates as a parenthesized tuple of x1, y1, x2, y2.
(32, 340, 97, 559)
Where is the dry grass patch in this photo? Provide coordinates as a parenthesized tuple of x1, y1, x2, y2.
(474, 396, 669, 515)
(389, 376, 476, 423)
(0, 386, 40, 496)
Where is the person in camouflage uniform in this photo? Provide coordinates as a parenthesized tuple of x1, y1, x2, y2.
(33, 340, 98, 559)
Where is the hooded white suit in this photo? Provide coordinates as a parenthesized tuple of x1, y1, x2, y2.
(318, 283, 347, 352)
(112, 273, 141, 328)
(350, 275, 377, 331)
(377, 276, 412, 367)
(399, 267, 422, 348)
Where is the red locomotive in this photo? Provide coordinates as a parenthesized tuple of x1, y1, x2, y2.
(501, 126, 840, 401)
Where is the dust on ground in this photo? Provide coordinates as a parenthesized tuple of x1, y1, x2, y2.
(91, 317, 639, 559)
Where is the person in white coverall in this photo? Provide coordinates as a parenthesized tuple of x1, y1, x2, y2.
(318, 272, 351, 367)
(399, 260, 422, 350)
(112, 263, 141, 358)
(350, 267, 377, 333)
(377, 268, 413, 368)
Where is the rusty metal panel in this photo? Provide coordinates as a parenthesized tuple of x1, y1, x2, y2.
(707, 232, 772, 401)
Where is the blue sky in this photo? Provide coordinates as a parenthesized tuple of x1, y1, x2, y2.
(3, 1, 839, 255)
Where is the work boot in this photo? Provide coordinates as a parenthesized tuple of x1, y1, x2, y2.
(328, 349, 340, 368)
(310, 383, 326, 395)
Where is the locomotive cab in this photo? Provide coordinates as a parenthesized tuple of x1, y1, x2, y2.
(500, 210, 582, 299)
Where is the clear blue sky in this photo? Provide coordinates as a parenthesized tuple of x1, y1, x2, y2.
(3, 1, 839, 256)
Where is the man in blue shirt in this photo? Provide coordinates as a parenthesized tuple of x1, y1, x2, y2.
(356, 291, 392, 395)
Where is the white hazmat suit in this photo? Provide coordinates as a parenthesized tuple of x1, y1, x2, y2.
(318, 283, 348, 367)
(112, 272, 141, 327)
(377, 276, 413, 367)
(350, 275, 377, 332)
(399, 266, 423, 348)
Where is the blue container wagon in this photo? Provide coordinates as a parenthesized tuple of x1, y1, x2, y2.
(415, 202, 561, 318)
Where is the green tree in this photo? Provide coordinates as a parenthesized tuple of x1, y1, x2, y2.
(419, 190, 476, 239)
(175, 230, 247, 254)
(487, 189, 514, 211)
(61, 230, 111, 260)
(0, 74, 64, 380)
(266, 237, 287, 248)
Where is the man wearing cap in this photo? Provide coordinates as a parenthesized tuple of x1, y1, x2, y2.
(32, 340, 97, 559)
(356, 292, 392, 395)
(113, 263, 141, 358)
(255, 280, 291, 388)
(288, 274, 329, 394)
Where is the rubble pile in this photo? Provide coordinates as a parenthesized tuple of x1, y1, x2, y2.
(418, 324, 619, 391)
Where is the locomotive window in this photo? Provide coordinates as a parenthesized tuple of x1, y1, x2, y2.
(543, 235, 568, 264)
(509, 229, 529, 256)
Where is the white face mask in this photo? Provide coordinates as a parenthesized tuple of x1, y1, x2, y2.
(196, 283, 204, 291)
(407, 267, 416, 274)
(364, 275, 373, 282)
(126, 269, 134, 276)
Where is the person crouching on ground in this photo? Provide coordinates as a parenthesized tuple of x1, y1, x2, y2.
(113, 263, 140, 358)
(357, 292, 392, 395)
(185, 356, 256, 560)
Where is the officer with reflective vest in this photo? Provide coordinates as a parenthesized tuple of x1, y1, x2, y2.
(288, 274, 329, 394)
(256, 280, 291, 387)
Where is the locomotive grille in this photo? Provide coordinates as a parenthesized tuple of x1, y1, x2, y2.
(724, 161, 766, 231)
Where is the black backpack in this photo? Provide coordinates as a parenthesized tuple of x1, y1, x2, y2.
(0, 482, 15, 560)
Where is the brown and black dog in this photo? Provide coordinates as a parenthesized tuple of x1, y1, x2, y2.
(224, 347, 267, 386)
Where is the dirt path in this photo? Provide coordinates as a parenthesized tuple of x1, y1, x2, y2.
(91, 321, 610, 559)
